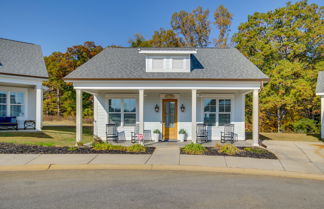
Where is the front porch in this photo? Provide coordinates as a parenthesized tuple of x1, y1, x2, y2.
(0, 75, 44, 131)
(74, 82, 260, 146)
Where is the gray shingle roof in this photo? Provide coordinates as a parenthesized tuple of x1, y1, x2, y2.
(316, 71, 324, 94)
(0, 38, 48, 78)
(65, 47, 268, 80)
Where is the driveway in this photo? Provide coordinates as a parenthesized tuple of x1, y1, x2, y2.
(263, 140, 324, 174)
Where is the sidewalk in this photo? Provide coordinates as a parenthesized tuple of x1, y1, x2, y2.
(0, 141, 323, 179)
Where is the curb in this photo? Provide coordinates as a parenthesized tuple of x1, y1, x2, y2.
(0, 164, 324, 181)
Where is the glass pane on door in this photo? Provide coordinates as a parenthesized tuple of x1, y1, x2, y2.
(164, 101, 175, 128)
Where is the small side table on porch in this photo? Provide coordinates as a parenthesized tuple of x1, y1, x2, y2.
(24, 120, 36, 130)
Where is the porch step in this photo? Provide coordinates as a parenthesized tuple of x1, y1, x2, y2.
(146, 147, 180, 165)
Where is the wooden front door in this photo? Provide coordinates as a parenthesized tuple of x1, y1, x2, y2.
(162, 99, 178, 140)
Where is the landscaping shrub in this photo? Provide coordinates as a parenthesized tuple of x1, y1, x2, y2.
(92, 143, 128, 151)
(182, 143, 206, 155)
(127, 144, 146, 153)
(68, 147, 77, 151)
(244, 147, 268, 154)
(153, 129, 161, 134)
(293, 118, 319, 134)
(92, 143, 113, 150)
(218, 144, 241, 155)
(179, 129, 186, 134)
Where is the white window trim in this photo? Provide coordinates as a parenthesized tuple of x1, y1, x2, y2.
(107, 97, 138, 128)
(0, 87, 27, 120)
(201, 95, 234, 127)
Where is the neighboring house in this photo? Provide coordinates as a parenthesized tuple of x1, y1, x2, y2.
(316, 71, 324, 139)
(0, 38, 48, 130)
(65, 48, 268, 145)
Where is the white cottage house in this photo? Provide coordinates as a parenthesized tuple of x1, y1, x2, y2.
(0, 38, 48, 130)
(65, 48, 268, 145)
(316, 71, 324, 139)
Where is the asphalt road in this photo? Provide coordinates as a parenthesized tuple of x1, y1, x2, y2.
(0, 170, 323, 209)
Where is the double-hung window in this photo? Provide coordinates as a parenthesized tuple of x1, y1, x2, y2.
(203, 98, 231, 126)
(0, 90, 25, 117)
(108, 98, 136, 127)
(203, 99, 216, 126)
(218, 99, 231, 126)
(0, 91, 7, 117)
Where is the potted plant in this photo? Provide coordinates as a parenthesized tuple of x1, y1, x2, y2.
(179, 129, 187, 142)
(152, 129, 161, 142)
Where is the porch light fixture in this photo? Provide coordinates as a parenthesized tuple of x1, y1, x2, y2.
(154, 104, 159, 112)
(180, 104, 185, 112)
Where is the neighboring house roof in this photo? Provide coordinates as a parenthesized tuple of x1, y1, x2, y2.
(0, 38, 48, 79)
(316, 71, 324, 94)
(65, 47, 268, 81)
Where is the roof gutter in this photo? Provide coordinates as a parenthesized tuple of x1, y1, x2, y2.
(0, 72, 48, 79)
(63, 78, 269, 82)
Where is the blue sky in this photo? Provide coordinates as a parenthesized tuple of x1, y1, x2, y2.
(1, 0, 321, 55)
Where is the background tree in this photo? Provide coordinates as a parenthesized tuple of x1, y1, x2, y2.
(171, 6, 210, 47)
(128, 33, 152, 47)
(232, 0, 323, 133)
(151, 28, 184, 47)
(44, 42, 103, 118)
(214, 5, 233, 48)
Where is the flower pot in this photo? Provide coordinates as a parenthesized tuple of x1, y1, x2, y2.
(153, 133, 160, 142)
(179, 133, 186, 142)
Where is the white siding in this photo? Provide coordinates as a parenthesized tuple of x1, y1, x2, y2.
(94, 91, 246, 141)
(93, 94, 108, 139)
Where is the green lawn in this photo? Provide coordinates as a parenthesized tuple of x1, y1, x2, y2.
(0, 126, 94, 147)
(246, 132, 322, 142)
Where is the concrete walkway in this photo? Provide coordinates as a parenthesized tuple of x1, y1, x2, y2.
(0, 141, 324, 176)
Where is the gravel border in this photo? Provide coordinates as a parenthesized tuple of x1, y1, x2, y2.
(181, 147, 278, 159)
(0, 143, 155, 154)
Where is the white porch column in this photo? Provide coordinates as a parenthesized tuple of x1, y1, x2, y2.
(321, 96, 324, 139)
(252, 89, 259, 146)
(139, 89, 144, 135)
(76, 89, 83, 143)
(35, 85, 43, 131)
(192, 89, 197, 143)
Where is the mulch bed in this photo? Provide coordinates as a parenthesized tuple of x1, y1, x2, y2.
(181, 147, 277, 159)
(0, 143, 155, 154)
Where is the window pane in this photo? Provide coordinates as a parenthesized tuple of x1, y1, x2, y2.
(0, 105, 6, 116)
(124, 99, 136, 112)
(164, 101, 175, 128)
(204, 99, 216, 113)
(109, 113, 121, 126)
(172, 58, 184, 69)
(210, 99, 216, 105)
(109, 99, 121, 112)
(152, 58, 164, 69)
(10, 92, 24, 105)
(219, 114, 230, 126)
(0, 91, 6, 104)
(10, 105, 24, 117)
(204, 113, 216, 126)
(124, 113, 136, 126)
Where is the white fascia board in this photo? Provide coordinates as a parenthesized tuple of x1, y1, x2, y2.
(316, 93, 324, 96)
(138, 50, 197, 55)
(71, 80, 261, 90)
(0, 75, 44, 86)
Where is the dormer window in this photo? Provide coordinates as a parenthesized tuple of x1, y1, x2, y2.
(139, 49, 197, 73)
(172, 58, 185, 70)
(152, 58, 164, 70)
